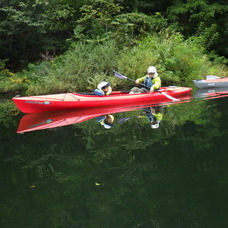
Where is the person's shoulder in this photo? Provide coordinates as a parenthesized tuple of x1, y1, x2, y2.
(138, 75, 147, 80)
(94, 89, 104, 96)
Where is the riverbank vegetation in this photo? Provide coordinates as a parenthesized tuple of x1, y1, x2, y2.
(0, 0, 228, 95)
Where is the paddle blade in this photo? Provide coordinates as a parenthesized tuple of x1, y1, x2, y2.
(113, 71, 127, 80)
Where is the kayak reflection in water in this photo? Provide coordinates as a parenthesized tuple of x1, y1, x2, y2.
(97, 114, 114, 129)
(142, 106, 163, 129)
(94, 81, 112, 96)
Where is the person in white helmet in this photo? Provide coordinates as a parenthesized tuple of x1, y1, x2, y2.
(130, 66, 161, 94)
(97, 114, 114, 129)
(94, 81, 112, 96)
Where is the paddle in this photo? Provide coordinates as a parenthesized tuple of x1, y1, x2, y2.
(113, 71, 180, 102)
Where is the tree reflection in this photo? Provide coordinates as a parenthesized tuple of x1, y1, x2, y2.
(0, 98, 228, 227)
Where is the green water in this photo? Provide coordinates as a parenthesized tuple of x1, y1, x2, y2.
(1, 97, 228, 228)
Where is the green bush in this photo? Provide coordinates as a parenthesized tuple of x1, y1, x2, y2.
(9, 32, 228, 95)
(0, 61, 28, 93)
(18, 41, 120, 95)
(117, 32, 228, 86)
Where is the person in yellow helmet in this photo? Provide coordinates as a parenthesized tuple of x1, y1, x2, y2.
(130, 66, 161, 94)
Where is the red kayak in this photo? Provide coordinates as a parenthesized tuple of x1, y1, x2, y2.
(13, 86, 192, 113)
(17, 94, 192, 133)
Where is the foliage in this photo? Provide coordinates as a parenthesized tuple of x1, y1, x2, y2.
(109, 12, 168, 46)
(0, 100, 19, 128)
(18, 41, 120, 95)
(117, 32, 228, 84)
(72, 2, 168, 46)
(0, 0, 83, 70)
(75, 0, 123, 42)
(0, 60, 28, 93)
(0, 1, 46, 69)
(0, 0, 227, 71)
(1, 32, 226, 95)
(166, 0, 228, 56)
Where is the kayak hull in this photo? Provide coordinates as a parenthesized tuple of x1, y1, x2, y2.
(193, 77, 228, 89)
(13, 87, 192, 113)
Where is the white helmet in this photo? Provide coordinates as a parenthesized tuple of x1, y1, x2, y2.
(147, 66, 158, 77)
(103, 124, 112, 129)
(97, 81, 110, 90)
(151, 120, 160, 129)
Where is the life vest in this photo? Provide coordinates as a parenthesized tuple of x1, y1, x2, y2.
(94, 89, 105, 96)
(94, 86, 112, 96)
(144, 76, 153, 88)
(143, 75, 161, 90)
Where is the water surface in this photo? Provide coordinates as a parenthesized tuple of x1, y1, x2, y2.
(1, 95, 228, 228)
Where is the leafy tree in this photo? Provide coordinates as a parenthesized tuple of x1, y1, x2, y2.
(166, 0, 228, 56)
(72, 0, 168, 46)
(0, 0, 227, 72)
(119, 0, 173, 13)
(71, 0, 123, 43)
(0, 0, 83, 70)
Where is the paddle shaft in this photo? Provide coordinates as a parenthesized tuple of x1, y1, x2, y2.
(126, 77, 150, 89)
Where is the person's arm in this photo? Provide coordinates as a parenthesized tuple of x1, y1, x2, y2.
(106, 86, 112, 95)
(136, 76, 146, 84)
(150, 77, 161, 92)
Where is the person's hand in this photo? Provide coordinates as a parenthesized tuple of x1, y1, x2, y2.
(106, 86, 112, 95)
(135, 79, 140, 84)
(150, 88, 154, 93)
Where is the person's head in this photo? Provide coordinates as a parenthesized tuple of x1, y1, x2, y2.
(103, 114, 114, 129)
(97, 114, 114, 129)
(97, 81, 111, 92)
(147, 66, 158, 78)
